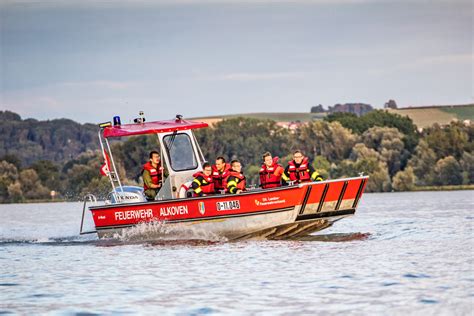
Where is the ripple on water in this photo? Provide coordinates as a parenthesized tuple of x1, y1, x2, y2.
(0, 192, 472, 314)
(187, 307, 216, 315)
(27, 293, 63, 299)
(403, 273, 431, 279)
(419, 298, 439, 304)
(382, 282, 400, 287)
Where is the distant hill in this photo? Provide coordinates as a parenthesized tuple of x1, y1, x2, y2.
(1, 104, 471, 166)
(192, 104, 474, 128)
(387, 104, 474, 128)
(191, 112, 326, 124)
(0, 111, 99, 166)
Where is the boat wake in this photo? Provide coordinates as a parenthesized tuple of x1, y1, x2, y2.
(113, 220, 228, 243)
(0, 223, 370, 246)
(0, 235, 97, 246)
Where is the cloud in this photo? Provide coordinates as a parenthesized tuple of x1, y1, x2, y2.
(3, 0, 459, 10)
(418, 54, 473, 65)
(214, 71, 307, 81)
(60, 80, 137, 90)
(368, 53, 473, 76)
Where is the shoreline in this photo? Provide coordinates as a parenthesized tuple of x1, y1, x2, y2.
(2, 185, 473, 204)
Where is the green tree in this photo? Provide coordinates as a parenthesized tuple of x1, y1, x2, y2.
(407, 140, 437, 185)
(422, 122, 470, 160)
(325, 110, 419, 151)
(245, 165, 261, 187)
(61, 151, 113, 199)
(0, 160, 19, 203)
(363, 161, 392, 192)
(195, 118, 293, 167)
(349, 143, 380, 161)
(0, 154, 22, 169)
(313, 156, 331, 179)
(331, 153, 391, 192)
(324, 112, 367, 134)
(460, 151, 474, 184)
(31, 160, 60, 190)
(433, 156, 463, 185)
(346, 142, 393, 192)
(113, 135, 159, 182)
(81, 177, 112, 199)
(296, 120, 357, 162)
(392, 167, 416, 191)
(361, 127, 408, 177)
(18, 169, 50, 200)
(7, 181, 23, 203)
(0, 111, 98, 166)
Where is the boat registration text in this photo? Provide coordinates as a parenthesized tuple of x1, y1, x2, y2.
(216, 200, 241, 211)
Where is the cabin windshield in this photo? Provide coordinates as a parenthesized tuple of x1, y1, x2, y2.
(163, 133, 198, 171)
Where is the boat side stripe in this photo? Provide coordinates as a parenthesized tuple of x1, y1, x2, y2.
(316, 183, 330, 213)
(352, 179, 366, 208)
(95, 206, 296, 230)
(335, 181, 349, 211)
(298, 186, 313, 215)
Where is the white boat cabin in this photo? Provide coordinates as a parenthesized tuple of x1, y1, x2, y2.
(99, 114, 209, 203)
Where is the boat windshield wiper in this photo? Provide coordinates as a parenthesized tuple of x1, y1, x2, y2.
(166, 131, 178, 153)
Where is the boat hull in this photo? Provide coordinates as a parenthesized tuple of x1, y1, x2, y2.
(89, 176, 368, 240)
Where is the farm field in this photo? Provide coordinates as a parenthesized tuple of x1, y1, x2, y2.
(192, 112, 326, 124)
(192, 104, 473, 128)
(440, 105, 474, 120)
(389, 104, 473, 128)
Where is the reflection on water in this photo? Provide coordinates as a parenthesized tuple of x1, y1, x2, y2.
(1, 191, 473, 314)
(295, 232, 371, 242)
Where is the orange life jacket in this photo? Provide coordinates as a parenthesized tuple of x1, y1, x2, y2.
(212, 163, 231, 192)
(287, 157, 311, 183)
(259, 162, 283, 189)
(228, 170, 246, 191)
(142, 161, 163, 190)
(192, 171, 215, 195)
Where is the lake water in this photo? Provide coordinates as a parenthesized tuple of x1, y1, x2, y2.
(1, 191, 473, 315)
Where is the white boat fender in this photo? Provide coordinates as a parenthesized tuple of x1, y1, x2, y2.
(178, 181, 194, 198)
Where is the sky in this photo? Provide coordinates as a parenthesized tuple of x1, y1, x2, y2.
(0, 0, 472, 124)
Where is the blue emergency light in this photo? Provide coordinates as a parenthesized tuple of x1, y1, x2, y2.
(113, 116, 121, 126)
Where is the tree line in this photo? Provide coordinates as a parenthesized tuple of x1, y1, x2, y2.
(0, 110, 472, 203)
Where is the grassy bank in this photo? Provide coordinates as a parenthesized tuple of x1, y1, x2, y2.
(411, 184, 474, 192)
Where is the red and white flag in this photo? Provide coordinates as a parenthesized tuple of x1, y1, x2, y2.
(100, 151, 111, 176)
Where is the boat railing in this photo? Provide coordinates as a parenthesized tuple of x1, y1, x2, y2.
(80, 193, 98, 235)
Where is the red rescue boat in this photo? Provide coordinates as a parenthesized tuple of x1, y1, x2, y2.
(80, 113, 368, 240)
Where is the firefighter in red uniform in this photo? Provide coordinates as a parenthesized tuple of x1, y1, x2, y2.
(259, 152, 284, 189)
(282, 150, 323, 184)
(212, 156, 231, 193)
(227, 160, 246, 194)
(142, 151, 164, 201)
(191, 162, 215, 197)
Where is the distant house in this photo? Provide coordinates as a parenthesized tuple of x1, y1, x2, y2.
(276, 120, 305, 132)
